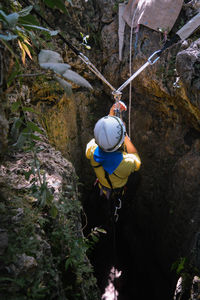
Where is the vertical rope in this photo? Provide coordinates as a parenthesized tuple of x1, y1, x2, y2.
(128, 0, 139, 138)
(113, 218, 117, 300)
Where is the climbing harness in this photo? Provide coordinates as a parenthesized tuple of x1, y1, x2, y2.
(93, 162, 123, 220)
(103, 170, 123, 224)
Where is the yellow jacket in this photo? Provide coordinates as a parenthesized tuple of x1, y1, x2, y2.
(86, 139, 141, 189)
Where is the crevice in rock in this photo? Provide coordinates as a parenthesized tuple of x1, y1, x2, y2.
(184, 128, 200, 146)
(81, 172, 175, 300)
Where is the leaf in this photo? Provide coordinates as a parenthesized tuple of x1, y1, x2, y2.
(91, 235, 98, 242)
(39, 62, 70, 75)
(83, 44, 91, 50)
(18, 14, 39, 26)
(17, 38, 32, 64)
(11, 101, 21, 112)
(22, 106, 36, 113)
(0, 11, 19, 27)
(48, 30, 59, 36)
(40, 188, 47, 207)
(43, 0, 68, 14)
(10, 117, 23, 139)
(50, 205, 58, 218)
(46, 190, 54, 205)
(27, 121, 43, 134)
(96, 228, 107, 234)
(24, 169, 33, 180)
(28, 31, 39, 48)
(38, 49, 63, 64)
(6, 12, 19, 27)
(43, 0, 56, 9)
(17, 38, 32, 63)
(0, 33, 18, 41)
(7, 60, 21, 86)
(13, 132, 27, 148)
(18, 6, 33, 17)
(22, 24, 59, 36)
(0, 10, 8, 23)
(65, 258, 73, 270)
(177, 258, 186, 274)
(30, 134, 42, 141)
(21, 40, 32, 60)
(18, 40, 26, 64)
(54, 75, 72, 96)
(55, 0, 68, 14)
(63, 69, 93, 89)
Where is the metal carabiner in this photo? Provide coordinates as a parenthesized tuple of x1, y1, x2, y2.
(114, 198, 122, 222)
(148, 50, 161, 65)
(114, 211, 119, 222)
(115, 198, 122, 210)
(112, 90, 122, 101)
(112, 91, 122, 117)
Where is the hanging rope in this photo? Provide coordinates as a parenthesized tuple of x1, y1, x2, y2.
(21, 0, 200, 129)
(128, 0, 139, 138)
(112, 216, 118, 300)
(111, 195, 122, 300)
(78, 53, 116, 92)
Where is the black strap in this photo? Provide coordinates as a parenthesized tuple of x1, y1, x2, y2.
(93, 164, 102, 168)
(157, 34, 180, 57)
(113, 171, 125, 180)
(93, 164, 113, 189)
(104, 170, 113, 190)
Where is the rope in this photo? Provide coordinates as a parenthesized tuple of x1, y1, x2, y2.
(111, 195, 121, 300)
(128, 0, 138, 138)
(21, 0, 199, 128)
(112, 216, 118, 300)
(78, 53, 116, 92)
(21, 0, 116, 93)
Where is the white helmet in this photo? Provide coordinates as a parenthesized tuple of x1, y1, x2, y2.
(94, 116, 126, 152)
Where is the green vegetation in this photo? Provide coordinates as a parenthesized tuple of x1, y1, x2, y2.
(0, 0, 92, 93)
(0, 185, 100, 299)
(0, 0, 100, 299)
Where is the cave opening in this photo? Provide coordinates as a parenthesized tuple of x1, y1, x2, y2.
(81, 171, 176, 300)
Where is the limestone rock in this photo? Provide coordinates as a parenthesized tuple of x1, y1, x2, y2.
(176, 39, 200, 109)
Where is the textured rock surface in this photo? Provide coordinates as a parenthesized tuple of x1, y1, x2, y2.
(0, 137, 99, 299)
(1, 0, 200, 299)
(26, 1, 200, 299)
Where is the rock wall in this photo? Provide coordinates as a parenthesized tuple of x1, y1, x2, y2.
(64, 1, 200, 299)
(27, 1, 200, 298)
(1, 0, 200, 299)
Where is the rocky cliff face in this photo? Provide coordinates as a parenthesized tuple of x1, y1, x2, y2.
(1, 0, 200, 299)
